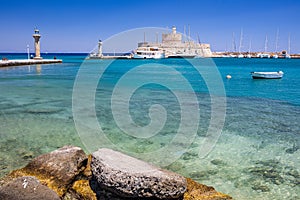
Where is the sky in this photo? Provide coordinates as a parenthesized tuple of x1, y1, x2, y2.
(0, 0, 299, 53)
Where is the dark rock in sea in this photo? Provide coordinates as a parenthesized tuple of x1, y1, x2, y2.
(24, 105, 65, 115)
(91, 148, 187, 199)
(287, 169, 300, 179)
(189, 171, 210, 180)
(16, 148, 35, 160)
(248, 166, 284, 185)
(0, 176, 60, 200)
(245, 158, 300, 189)
(182, 151, 198, 160)
(210, 159, 227, 166)
(189, 169, 218, 181)
(251, 184, 270, 192)
(285, 145, 299, 154)
(166, 162, 185, 172)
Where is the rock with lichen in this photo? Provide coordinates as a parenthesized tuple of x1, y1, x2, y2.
(184, 178, 232, 200)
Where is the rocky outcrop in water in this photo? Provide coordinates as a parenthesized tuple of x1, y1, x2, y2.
(0, 146, 232, 200)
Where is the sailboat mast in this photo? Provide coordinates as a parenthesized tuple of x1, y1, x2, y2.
(264, 35, 268, 53)
(275, 28, 279, 53)
(239, 28, 243, 53)
(288, 33, 291, 54)
(248, 38, 252, 53)
(232, 32, 237, 52)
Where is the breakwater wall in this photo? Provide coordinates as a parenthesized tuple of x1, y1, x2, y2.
(0, 59, 62, 67)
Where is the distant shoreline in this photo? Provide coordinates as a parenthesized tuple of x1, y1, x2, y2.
(0, 52, 89, 55)
(2, 52, 300, 59)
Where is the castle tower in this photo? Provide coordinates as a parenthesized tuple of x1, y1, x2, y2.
(172, 26, 176, 34)
(98, 40, 103, 57)
(33, 28, 42, 60)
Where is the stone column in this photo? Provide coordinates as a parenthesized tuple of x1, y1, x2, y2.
(98, 40, 103, 57)
(33, 29, 42, 60)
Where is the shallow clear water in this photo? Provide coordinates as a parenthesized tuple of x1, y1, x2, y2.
(0, 54, 299, 199)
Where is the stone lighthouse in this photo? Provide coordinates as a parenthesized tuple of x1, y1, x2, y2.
(33, 28, 42, 60)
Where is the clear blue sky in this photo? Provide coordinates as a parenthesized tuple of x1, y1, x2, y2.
(1, 0, 299, 53)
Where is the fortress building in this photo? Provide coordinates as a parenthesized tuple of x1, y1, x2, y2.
(137, 26, 212, 58)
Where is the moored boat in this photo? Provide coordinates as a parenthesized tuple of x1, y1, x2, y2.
(251, 71, 284, 79)
(257, 53, 271, 58)
(133, 46, 165, 59)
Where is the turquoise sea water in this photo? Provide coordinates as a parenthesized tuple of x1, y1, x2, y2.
(0, 53, 299, 199)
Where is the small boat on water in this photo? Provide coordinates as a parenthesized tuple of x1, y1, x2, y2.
(251, 71, 284, 79)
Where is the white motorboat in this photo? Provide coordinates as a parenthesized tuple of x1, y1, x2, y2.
(133, 47, 165, 59)
(251, 71, 284, 79)
(257, 53, 271, 58)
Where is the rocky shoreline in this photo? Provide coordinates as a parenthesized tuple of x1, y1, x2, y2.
(0, 146, 232, 200)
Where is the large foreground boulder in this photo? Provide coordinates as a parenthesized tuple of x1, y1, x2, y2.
(91, 148, 187, 199)
(1, 145, 88, 197)
(0, 176, 60, 200)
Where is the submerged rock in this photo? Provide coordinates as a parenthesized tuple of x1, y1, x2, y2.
(91, 148, 187, 199)
(245, 159, 300, 189)
(188, 169, 218, 181)
(182, 151, 198, 160)
(285, 145, 299, 154)
(251, 184, 270, 192)
(0, 176, 60, 200)
(211, 159, 227, 166)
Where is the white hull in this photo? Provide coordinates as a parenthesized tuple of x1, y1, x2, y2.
(133, 53, 165, 59)
(258, 53, 271, 58)
(251, 71, 284, 79)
